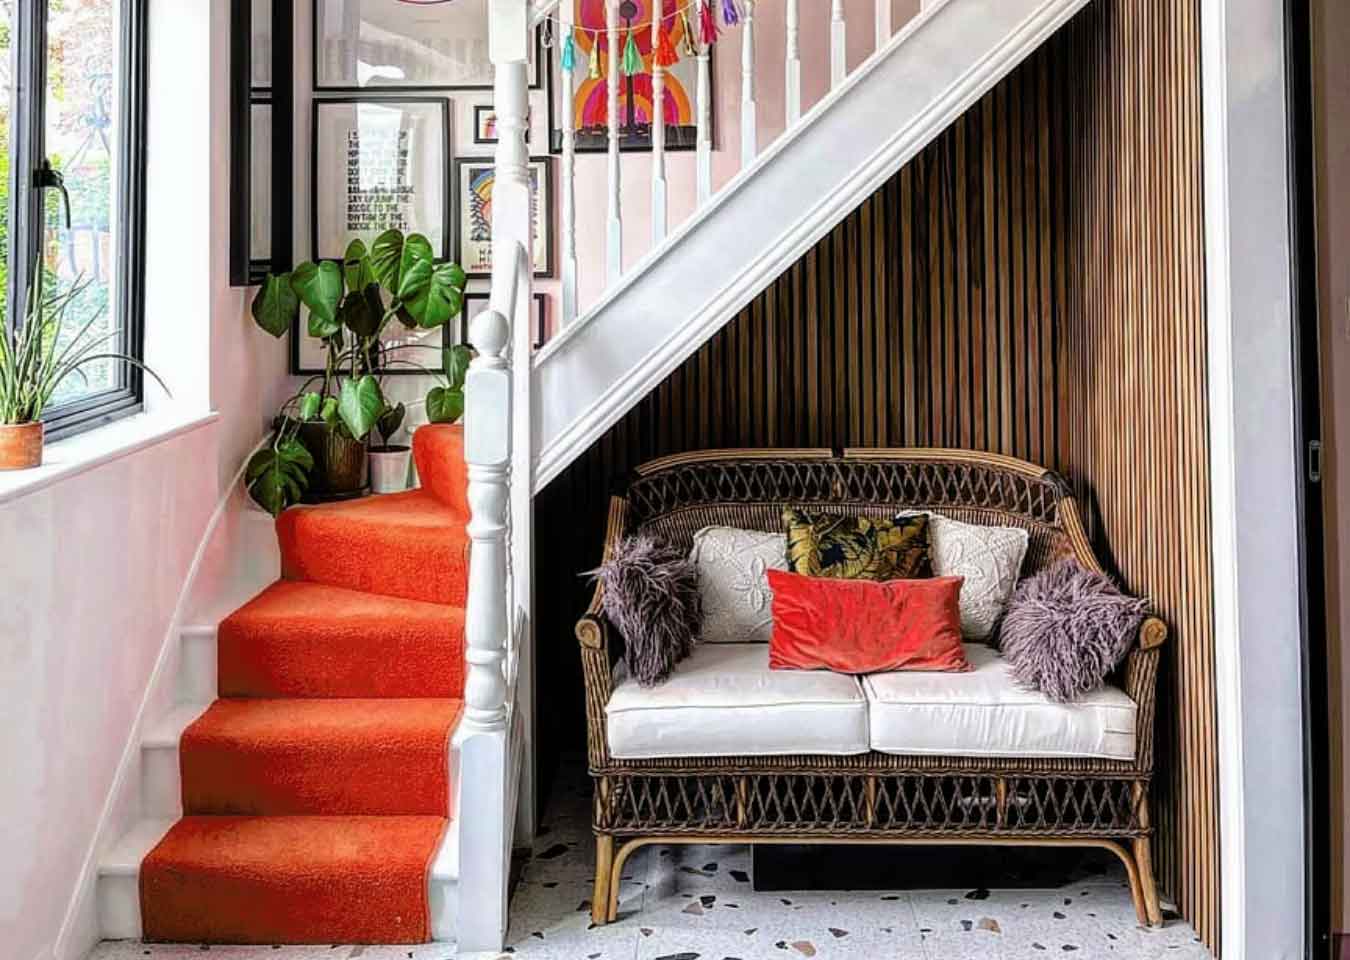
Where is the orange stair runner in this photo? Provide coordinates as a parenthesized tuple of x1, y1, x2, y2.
(139, 425, 469, 945)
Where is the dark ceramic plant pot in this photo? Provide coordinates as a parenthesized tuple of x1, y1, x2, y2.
(298, 421, 367, 500)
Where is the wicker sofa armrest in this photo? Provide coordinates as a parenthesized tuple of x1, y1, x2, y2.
(1122, 616, 1167, 774)
(575, 496, 629, 771)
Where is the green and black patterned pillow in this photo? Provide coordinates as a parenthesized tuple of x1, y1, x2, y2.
(781, 508, 933, 581)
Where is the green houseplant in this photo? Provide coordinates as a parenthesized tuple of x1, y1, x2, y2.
(0, 269, 166, 470)
(368, 400, 410, 494)
(245, 229, 467, 514)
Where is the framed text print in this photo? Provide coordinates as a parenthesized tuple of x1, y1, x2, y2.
(311, 97, 451, 262)
(453, 156, 554, 279)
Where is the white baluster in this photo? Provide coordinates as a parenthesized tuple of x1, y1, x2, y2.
(695, 0, 712, 205)
(740, 0, 756, 167)
(651, 0, 667, 244)
(830, 0, 846, 88)
(560, 2, 578, 326)
(875, 0, 891, 50)
(606, 0, 622, 284)
(785, 0, 801, 126)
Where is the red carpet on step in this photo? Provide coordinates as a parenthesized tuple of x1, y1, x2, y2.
(139, 425, 470, 944)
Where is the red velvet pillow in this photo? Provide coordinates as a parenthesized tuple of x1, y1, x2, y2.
(766, 570, 970, 674)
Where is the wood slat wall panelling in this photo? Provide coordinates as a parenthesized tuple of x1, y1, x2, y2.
(534, 0, 1216, 949)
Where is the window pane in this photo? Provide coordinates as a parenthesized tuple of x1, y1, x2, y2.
(45, 0, 119, 408)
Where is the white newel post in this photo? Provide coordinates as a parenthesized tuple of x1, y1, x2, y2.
(560, 0, 579, 326)
(650, 0, 668, 244)
(456, 0, 532, 951)
(830, 0, 846, 88)
(785, 0, 801, 126)
(740, 0, 756, 167)
(695, 0, 712, 205)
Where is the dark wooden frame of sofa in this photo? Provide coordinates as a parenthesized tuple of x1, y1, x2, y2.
(575, 448, 1167, 927)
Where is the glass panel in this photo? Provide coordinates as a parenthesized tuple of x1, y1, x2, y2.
(251, 0, 270, 88)
(44, 0, 120, 408)
(250, 101, 270, 262)
(0, 1, 14, 326)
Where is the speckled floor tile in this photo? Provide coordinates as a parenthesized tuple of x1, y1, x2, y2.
(86, 761, 1212, 960)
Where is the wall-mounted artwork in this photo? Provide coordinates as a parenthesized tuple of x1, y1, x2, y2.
(473, 105, 498, 144)
(314, 0, 543, 91)
(312, 98, 451, 262)
(548, 0, 706, 153)
(463, 291, 549, 350)
(454, 157, 554, 279)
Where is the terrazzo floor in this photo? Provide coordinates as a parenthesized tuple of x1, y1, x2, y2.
(88, 763, 1213, 960)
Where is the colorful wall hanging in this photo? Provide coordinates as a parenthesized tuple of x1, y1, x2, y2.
(453, 156, 555, 279)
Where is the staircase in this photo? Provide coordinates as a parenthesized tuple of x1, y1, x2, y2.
(97, 426, 470, 944)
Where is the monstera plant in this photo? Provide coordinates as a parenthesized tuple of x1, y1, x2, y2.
(244, 229, 467, 515)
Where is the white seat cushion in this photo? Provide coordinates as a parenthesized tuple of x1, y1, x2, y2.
(863, 644, 1137, 760)
(606, 643, 870, 759)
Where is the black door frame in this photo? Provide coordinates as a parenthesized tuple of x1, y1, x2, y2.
(1283, 0, 1331, 956)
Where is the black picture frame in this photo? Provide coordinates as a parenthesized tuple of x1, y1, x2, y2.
(472, 104, 498, 145)
(230, 0, 293, 287)
(461, 291, 548, 350)
(453, 156, 555, 280)
(309, 96, 453, 264)
(312, 0, 545, 93)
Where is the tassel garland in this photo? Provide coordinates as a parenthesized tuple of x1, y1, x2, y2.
(721, 0, 740, 26)
(588, 34, 602, 79)
(560, 30, 576, 72)
(698, 1, 719, 45)
(654, 20, 679, 67)
(679, 10, 698, 56)
(621, 29, 642, 76)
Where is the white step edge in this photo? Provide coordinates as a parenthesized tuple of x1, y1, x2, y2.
(141, 703, 210, 820)
(178, 625, 218, 705)
(429, 820, 461, 942)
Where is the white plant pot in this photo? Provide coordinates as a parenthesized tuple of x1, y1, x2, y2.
(368, 446, 412, 494)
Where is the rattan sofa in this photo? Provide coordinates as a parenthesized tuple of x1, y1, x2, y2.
(576, 448, 1166, 928)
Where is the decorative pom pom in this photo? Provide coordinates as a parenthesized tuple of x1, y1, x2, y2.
(698, 0, 719, 45)
(560, 31, 576, 72)
(588, 32, 602, 80)
(654, 21, 679, 67)
(721, 0, 740, 26)
(621, 28, 642, 76)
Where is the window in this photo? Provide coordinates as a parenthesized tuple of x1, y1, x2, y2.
(1, 0, 147, 439)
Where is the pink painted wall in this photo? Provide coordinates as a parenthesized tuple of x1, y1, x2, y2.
(538, 0, 923, 319)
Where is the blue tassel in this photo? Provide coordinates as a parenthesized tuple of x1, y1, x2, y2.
(561, 30, 576, 72)
(721, 0, 740, 26)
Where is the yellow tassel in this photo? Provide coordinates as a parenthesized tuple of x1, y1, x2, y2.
(679, 10, 698, 57)
(588, 31, 602, 79)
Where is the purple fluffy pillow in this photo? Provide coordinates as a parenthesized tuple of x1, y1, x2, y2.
(589, 534, 702, 687)
(999, 559, 1149, 703)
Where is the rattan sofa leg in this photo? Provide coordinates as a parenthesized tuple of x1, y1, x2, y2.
(591, 834, 614, 926)
(1133, 835, 1163, 927)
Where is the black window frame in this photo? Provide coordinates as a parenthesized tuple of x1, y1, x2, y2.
(5, 0, 149, 441)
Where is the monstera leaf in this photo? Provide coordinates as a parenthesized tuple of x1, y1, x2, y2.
(404, 261, 466, 329)
(369, 229, 409, 294)
(245, 436, 314, 516)
(251, 274, 299, 338)
(291, 260, 344, 339)
(343, 238, 376, 294)
(337, 374, 384, 441)
(425, 385, 464, 424)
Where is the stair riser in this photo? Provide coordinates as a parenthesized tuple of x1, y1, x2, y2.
(141, 744, 181, 820)
(179, 628, 216, 705)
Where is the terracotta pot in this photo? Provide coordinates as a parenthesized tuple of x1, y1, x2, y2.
(298, 421, 368, 500)
(0, 421, 44, 470)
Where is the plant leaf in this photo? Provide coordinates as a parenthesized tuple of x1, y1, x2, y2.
(338, 374, 384, 441)
(291, 261, 344, 338)
(443, 344, 472, 390)
(244, 439, 313, 517)
(298, 391, 322, 421)
(376, 401, 407, 444)
(320, 396, 339, 425)
(343, 238, 376, 293)
(408, 261, 466, 329)
(251, 274, 299, 337)
(338, 289, 380, 338)
(426, 385, 464, 424)
(368, 229, 407, 293)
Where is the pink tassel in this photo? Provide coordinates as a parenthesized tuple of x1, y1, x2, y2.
(698, 1, 719, 44)
(654, 20, 679, 67)
(721, 0, 740, 26)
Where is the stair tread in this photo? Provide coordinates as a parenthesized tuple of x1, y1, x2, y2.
(186, 697, 463, 741)
(144, 703, 210, 748)
(101, 818, 177, 876)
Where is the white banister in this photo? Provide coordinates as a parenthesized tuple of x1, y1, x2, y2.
(785, 0, 801, 125)
(830, 0, 846, 87)
(875, 0, 891, 49)
(695, 0, 712, 205)
(560, 3, 578, 326)
(740, 0, 756, 166)
(606, 0, 622, 283)
(651, 0, 668, 243)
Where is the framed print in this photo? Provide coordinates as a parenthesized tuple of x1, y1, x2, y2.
(314, 0, 544, 91)
(548, 0, 708, 153)
(473, 105, 498, 145)
(312, 98, 451, 262)
(454, 157, 554, 279)
(463, 292, 549, 350)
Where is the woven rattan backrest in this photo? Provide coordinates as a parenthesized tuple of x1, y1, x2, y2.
(625, 449, 1079, 577)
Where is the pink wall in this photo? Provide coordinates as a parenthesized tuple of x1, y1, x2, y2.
(540, 0, 922, 318)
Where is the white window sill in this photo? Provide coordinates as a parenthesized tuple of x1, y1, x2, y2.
(0, 408, 219, 507)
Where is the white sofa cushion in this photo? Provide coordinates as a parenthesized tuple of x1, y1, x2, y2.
(606, 643, 870, 759)
(689, 526, 787, 642)
(863, 644, 1137, 760)
(898, 511, 1029, 640)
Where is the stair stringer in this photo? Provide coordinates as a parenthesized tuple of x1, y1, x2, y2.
(533, 0, 1089, 490)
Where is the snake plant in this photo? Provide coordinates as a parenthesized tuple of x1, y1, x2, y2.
(0, 269, 166, 425)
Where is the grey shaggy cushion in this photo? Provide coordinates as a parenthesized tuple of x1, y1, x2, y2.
(589, 534, 702, 687)
(1000, 559, 1149, 703)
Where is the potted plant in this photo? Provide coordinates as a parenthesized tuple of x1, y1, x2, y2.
(245, 229, 466, 512)
(368, 401, 410, 494)
(0, 270, 166, 470)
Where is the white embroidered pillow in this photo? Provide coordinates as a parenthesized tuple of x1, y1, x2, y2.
(689, 526, 787, 643)
(899, 512, 1029, 641)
